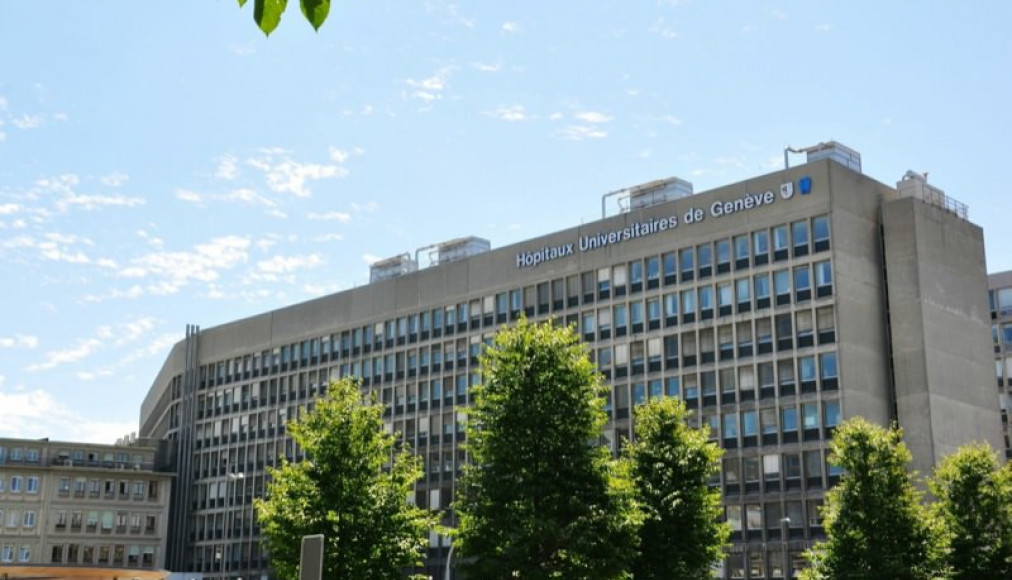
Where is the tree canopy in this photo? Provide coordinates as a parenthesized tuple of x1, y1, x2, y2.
(801, 417, 941, 580)
(455, 318, 640, 580)
(929, 442, 1012, 580)
(624, 397, 728, 579)
(238, 0, 330, 36)
(253, 377, 436, 580)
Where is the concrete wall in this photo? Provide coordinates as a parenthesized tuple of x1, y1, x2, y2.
(883, 196, 1004, 475)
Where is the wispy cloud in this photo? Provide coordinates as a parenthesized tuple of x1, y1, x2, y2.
(215, 154, 239, 180)
(0, 387, 136, 443)
(247, 148, 349, 198)
(472, 62, 502, 73)
(26, 316, 158, 372)
(405, 67, 455, 104)
(485, 105, 528, 122)
(100, 172, 129, 187)
(574, 111, 613, 124)
(107, 235, 252, 298)
(649, 18, 679, 39)
(501, 21, 521, 35)
(557, 125, 608, 141)
(307, 211, 351, 222)
(256, 254, 325, 274)
(815, 24, 833, 32)
(0, 335, 39, 349)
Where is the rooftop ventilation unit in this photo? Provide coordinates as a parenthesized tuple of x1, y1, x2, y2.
(896, 170, 968, 220)
(602, 176, 694, 218)
(785, 141, 862, 173)
(434, 236, 491, 265)
(369, 253, 418, 283)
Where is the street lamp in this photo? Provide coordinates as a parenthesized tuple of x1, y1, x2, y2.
(444, 543, 454, 580)
(779, 517, 791, 579)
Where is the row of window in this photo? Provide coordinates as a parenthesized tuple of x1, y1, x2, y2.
(0, 474, 40, 494)
(48, 543, 157, 567)
(726, 497, 824, 535)
(0, 544, 31, 563)
(0, 446, 147, 467)
(0, 447, 41, 463)
(188, 216, 832, 393)
(51, 510, 159, 535)
(0, 507, 37, 529)
(59, 477, 161, 500)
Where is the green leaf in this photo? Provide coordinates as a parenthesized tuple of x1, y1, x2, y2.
(300, 0, 330, 31)
(254, 0, 288, 36)
(237, 0, 248, 7)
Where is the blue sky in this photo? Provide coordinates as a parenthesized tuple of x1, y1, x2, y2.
(2, 1, 1011, 443)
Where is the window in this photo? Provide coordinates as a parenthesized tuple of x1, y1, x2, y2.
(781, 406, 798, 432)
(813, 215, 830, 251)
(820, 352, 839, 388)
(663, 252, 677, 283)
(802, 402, 820, 430)
(763, 455, 780, 479)
(761, 407, 778, 435)
(773, 225, 789, 259)
(597, 268, 611, 297)
(754, 273, 771, 308)
(746, 504, 762, 531)
(698, 286, 713, 318)
(717, 282, 733, 315)
(716, 239, 731, 273)
(815, 260, 833, 296)
(792, 219, 809, 255)
(1, 545, 12, 562)
(723, 413, 739, 439)
(681, 289, 696, 320)
(736, 278, 751, 309)
(824, 400, 841, 428)
(742, 410, 758, 437)
(697, 243, 713, 277)
(774, 269, 791, 305)
(27, 476, 39, 494)
(19, 545, 30, 562)
(666, 376, 680, 398)
(754, 230, 770, 263)
(646, 256, 660, 287)
(629, 260, 643, 290)
(614, 304, 628, 334)
(679, 247, 695, 280)
(10, 476, 22, 493)
(734, 234, 750, 267)
(817, 306, 836, 344)
(794, 265, 811, 301)
(799, 356, 817, 390)
(23, 511, 35, 528)
(727, 505, 743, 531)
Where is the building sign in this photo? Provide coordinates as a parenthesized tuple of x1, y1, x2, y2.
(516, 177, 811, 269)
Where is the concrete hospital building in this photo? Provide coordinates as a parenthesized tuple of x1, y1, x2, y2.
(139, 142, 1004, 579)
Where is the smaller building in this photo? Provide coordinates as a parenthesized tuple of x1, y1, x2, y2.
(988, 271, 1012, 459)
(0, 436, 172, 570)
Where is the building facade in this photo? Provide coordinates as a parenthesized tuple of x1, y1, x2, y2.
(987, 271, 1012, 459)
(139, 143, 1004, 579)
(0, 437, 172, 570)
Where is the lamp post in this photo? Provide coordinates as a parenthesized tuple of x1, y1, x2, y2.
(780, 517, 791, 579)
(443, 543, 455, 580)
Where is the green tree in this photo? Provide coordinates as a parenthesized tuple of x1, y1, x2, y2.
(624, 397, 729, 580)
(253, 377, 437, 580)
(929, 442, 1012, 580)
(237, 0, 330, 36)
(455, 318, 640, 580)
(801, 417, 941, 580)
